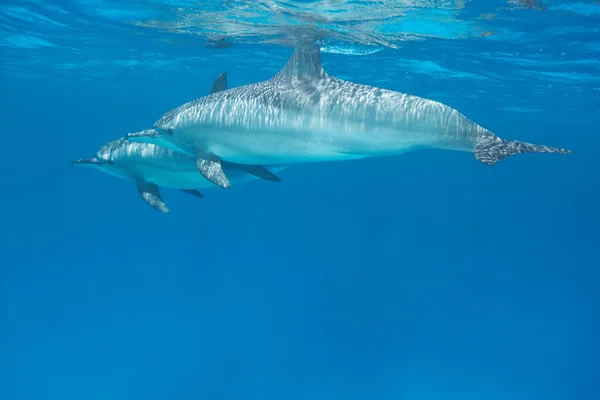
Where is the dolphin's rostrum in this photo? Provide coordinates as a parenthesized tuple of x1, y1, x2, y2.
(127, 46, 572, 186)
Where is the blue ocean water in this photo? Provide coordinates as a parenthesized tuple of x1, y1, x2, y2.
(1, 1, 599, 399)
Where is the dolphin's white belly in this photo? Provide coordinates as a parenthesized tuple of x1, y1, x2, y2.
(186, 128, 369, 165)
(177, 119, 434, 165)
(111, 161, 206, 189)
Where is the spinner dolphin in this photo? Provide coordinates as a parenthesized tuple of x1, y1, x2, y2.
(128, 47, 572, 188)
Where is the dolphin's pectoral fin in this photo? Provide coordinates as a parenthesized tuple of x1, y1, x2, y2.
(180, 189, 204, 198)
(126, 128, 161, 142)
(136, 179, 169, 213)
(236, 164, 281, 182)
(196, 151, 231, 188)
(209, 72, 228, 94)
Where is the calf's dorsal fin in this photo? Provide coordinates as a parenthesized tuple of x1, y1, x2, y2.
(274, 46, 326, 80)
(209, 72, 228, 94)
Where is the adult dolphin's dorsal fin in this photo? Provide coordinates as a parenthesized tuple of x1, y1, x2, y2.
(209, 72, 228, 94)
(136, 178, 169, 213)
(274, 46, 326, 80)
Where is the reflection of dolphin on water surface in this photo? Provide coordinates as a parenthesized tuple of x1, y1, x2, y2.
(73, 73, 286, 213)
(127, 46, 572, 189)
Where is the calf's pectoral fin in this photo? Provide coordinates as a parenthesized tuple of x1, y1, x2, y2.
(136, 178, 169, 213)
(236, 164, 281, 182)
(180, 189, 204, 198)
(196, 150, 231, 188)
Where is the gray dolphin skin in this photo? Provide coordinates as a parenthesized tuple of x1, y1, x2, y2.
(73, 73, 287, 213)
(127, 46, 572, 188)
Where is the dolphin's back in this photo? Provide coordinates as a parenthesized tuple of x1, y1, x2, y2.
(156, 74, 486, 153)
(96, 138, 194, 170)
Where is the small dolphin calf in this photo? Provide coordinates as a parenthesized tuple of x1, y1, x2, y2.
(128, 46, 572, 188)
(72, 138, 286, 213)
(73, 73, 286, 213)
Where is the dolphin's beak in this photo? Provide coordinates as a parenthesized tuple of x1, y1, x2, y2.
(71, 157, 113, 166)
(125, 129, 161, 143)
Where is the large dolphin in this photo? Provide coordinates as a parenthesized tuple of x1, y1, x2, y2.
(73, 73, 287, 213)
(127, 46, 572, 188)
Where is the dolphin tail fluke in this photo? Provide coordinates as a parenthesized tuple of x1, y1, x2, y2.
(136, 178, 169, 213)
(474, 133, 572, 166)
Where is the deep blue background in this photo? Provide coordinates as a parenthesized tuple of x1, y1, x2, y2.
(1, 32, 599, 400)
